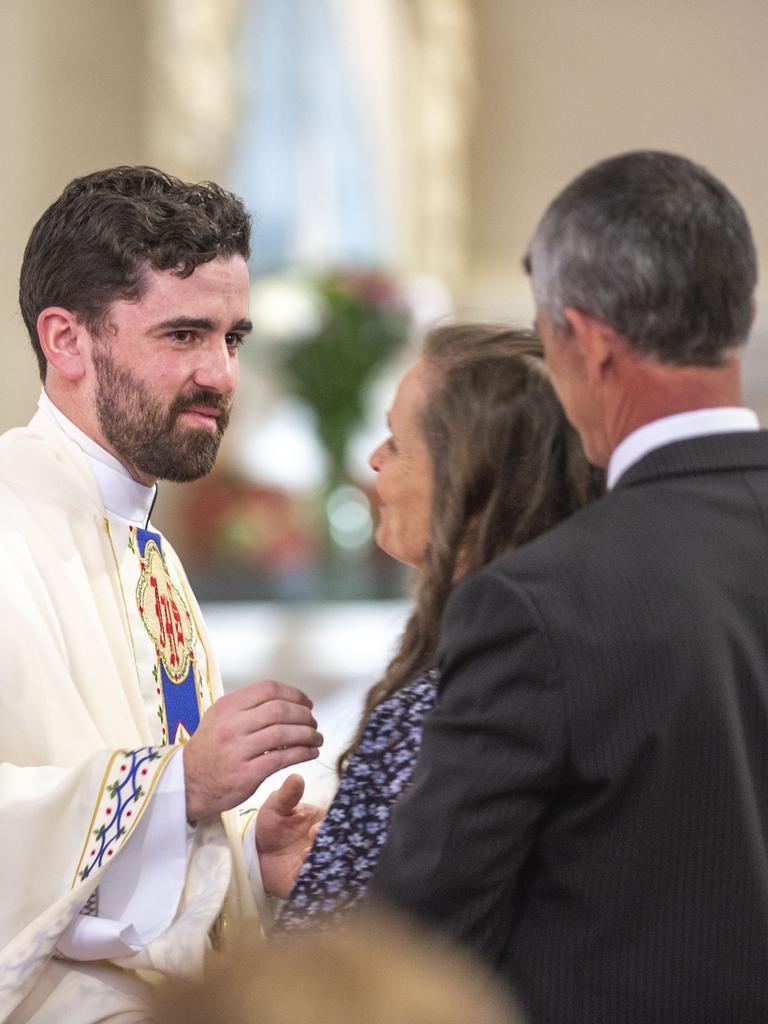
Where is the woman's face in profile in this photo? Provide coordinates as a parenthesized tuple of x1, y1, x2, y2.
(369, 359, 434, 568)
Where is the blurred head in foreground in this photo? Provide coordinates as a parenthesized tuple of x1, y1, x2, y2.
(152, 909, 523, 1024)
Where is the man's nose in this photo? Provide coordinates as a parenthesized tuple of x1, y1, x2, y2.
(193, 338, 238, 394)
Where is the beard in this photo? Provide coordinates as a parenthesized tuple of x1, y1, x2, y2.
(92, 345, 232, 483)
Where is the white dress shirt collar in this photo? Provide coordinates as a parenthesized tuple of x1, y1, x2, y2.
(607, 407, 760, 490)
(38, 389, 157, 527)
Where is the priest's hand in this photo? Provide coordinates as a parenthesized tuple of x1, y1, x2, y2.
(256, 774, 325, 897)
(183, 681, 323, 822)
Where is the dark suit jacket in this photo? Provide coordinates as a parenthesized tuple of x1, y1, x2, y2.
(370, 432, 768, 1024)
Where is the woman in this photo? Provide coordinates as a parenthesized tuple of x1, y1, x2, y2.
(267, 323, 601, 929)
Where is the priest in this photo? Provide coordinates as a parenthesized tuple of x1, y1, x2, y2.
(0, 166, 323, 1022)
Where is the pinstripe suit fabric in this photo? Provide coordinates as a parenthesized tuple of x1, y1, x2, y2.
(371, 432, 768, 1024)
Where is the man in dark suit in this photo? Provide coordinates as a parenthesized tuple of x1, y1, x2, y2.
(370, 151, 768, 1023)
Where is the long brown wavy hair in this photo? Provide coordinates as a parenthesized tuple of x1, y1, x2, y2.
(338, 324, 602, 772)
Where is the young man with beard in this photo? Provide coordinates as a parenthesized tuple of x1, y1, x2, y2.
(0, 167, 323, 1023)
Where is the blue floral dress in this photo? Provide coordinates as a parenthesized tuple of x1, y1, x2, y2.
(273, 670, 438, 931)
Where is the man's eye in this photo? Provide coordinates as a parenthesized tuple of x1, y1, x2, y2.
(226, 333, 246, 348)
(385, 436, 397, 453)
(170, 330, 193, 343)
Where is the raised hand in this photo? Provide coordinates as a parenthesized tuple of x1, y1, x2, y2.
(256, 774, 325, 898)
(183, 680, 323, 822)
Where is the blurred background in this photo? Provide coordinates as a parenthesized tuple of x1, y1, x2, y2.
(3, 0, 768, 790)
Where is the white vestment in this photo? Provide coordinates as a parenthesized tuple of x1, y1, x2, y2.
(0, 408, 259, 1022)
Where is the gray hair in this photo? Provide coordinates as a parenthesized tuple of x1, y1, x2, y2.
(524, 151, 757, 366)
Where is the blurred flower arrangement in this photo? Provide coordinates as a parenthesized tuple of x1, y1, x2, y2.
(180, 270, 438, 597)
(249, 269, 413, 488)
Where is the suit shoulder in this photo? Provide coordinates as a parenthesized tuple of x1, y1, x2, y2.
(489, 495, 618, 578)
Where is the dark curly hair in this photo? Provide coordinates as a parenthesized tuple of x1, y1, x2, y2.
(19, 165, 251, 380)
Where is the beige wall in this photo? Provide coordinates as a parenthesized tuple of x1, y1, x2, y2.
(0, 0, 147, 430)
(464, 0, 768, 412)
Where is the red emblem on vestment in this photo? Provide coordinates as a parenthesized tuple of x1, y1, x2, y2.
(136, 538, 196, 684)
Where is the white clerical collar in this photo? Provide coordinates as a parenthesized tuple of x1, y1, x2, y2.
(38, 389, 157, 527)
(607, 407, 760, 490)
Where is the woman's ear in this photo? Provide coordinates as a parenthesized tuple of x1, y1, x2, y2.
(36, 307, 89, 381)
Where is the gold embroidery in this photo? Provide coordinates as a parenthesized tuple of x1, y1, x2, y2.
(103, 518, 142, 694)
(136, 538, 196, 684)
(71, 746, 176, 887)
(184, 582, 215, 710)
(239, 807, 258, 842)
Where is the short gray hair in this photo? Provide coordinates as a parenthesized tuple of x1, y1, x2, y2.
(524, 151, 757, 366)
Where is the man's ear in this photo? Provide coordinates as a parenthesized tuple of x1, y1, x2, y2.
(37, 308, 89, 381)
(562, 308, 618, 386)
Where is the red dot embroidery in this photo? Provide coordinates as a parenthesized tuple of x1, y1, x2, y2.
(120, 764, 127, 772)
(127, 810, 132, 817)
(141, 769, 148, 776)
(105, 807, 112, 815)
(107, 850, 113, 857)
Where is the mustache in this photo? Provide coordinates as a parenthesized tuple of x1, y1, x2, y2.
(169, 390, 232, 426)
